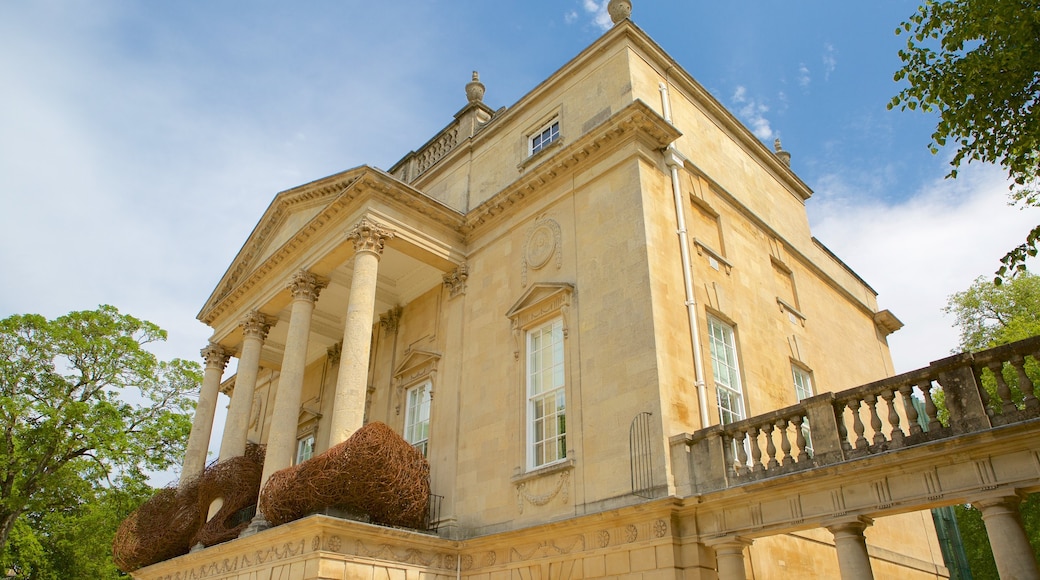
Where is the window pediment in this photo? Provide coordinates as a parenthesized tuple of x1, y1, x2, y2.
(392, 348, 441, 386)
(507, 283, 574, 360)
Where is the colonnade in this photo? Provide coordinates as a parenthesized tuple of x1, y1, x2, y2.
(179, 218, 395, 533)
(710, 497, 1038, 580)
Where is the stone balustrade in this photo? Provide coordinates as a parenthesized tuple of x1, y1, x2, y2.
(673, 335, 1040, 495)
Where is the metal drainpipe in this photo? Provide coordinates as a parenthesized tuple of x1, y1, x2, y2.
(660, 82, 711, 428)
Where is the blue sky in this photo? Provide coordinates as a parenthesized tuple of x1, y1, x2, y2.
(1, 1, 1036, 481)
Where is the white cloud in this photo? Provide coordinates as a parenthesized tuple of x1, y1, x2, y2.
(809, 165, 1038, 374)
(732, 86, 774, 140)
(822, 43, 838, 81)
(797, 63, 811, 88)
(581, 0, 612, 31)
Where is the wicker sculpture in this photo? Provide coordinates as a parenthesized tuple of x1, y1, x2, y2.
(260, 422, 430, 529)
(112, 443, 265, 572)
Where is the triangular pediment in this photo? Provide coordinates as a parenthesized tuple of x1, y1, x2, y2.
(200, 166, 370, 318)
(506, 283, 574, 327)
(392, 348, 441, 384)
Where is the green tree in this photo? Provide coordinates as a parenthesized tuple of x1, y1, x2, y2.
(944, 273, 1040, 349)
(889, 0, 1040, 279)
(0, 306, 199, 555)
(942, 273, 1040, 576)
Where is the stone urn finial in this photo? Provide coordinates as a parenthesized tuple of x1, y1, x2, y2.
(466, 71, 485, 104)
(608, 0, 632, 24)
(774, 138, 792, 167)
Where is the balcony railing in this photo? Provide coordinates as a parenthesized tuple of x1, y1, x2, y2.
(672, 335, 1040, 494)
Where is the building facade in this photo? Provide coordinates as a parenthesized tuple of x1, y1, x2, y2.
(137, 4, 955, 579)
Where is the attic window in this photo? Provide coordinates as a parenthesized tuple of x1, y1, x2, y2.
(530, 120, 560, 155)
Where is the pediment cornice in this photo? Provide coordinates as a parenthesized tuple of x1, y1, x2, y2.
(198, 167, 465, 327)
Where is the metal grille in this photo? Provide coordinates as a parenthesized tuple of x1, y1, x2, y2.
(630, 412, 654, 498)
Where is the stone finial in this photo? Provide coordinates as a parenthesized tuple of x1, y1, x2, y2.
(608, 0, 632, 24)
(466, 71, 485, 104)
(774, 138, 792, 167)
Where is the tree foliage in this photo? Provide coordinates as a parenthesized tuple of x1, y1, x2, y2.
(943, 273, 1040, 349)
(0, 306, 199, 557)
(889, 0, 1040, 279)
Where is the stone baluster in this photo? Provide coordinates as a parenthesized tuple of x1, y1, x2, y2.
(764, 423, 779, 469)
(1011, 354, 1039, 410)
(989, 361, 1017, 414)
(848, 400, 868, 450)
(748, 427, 763, 473)
(733, 431, 748, 475)
(778, 417, 794, 467)
(881, 389, 904, 445)
(836, 404, 852, 453)
(898, 384, 922, 436)
(791, 415, 808, 461)
(918, 380, 941, 432)
(866, 394, 884, 446)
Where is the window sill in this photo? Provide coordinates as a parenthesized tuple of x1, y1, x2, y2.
(512, 457, 575, 484)
(517, 138, 565, 172)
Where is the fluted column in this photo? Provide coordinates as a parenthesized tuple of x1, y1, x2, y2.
(707, 538, 752, 580)
(259, 271, 326, 486)
(826, 516, 875, 580)
(218, 310, 271, 461)
(328, 218, 394, 445)
(180, 343, 231, 486)
(975, 493, 1040, 580)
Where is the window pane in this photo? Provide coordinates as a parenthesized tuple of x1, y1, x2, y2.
(709, 318, 745, 424)
(527, 318, 567, 468)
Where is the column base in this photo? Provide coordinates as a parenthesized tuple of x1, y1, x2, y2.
(239, 514, 271, 538)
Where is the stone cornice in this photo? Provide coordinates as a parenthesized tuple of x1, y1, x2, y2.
(461, 100, 679, 237)
(198, 168, 465, 327)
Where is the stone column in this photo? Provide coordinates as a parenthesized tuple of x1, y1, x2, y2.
(327, 218, 394, 445)
(975, 494, 1040, 580)
(707, 537, 752, 580)
(259, 271, 326, 487)
(180, 343, 231, 486)
(218, 310, 271, 461)
(826, 516, 875, 580)
(243, 271, 326, 536)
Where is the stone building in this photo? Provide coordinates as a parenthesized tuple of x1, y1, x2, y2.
(133, 3, 978, 579)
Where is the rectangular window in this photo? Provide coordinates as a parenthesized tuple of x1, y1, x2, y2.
(530, 120, 560, 155)
(404, 382, 432, 456)
(528, 318, 566, 468)
(295, 434, 315, 464)
(708, 317, 745, 424)
(792, 366, 814, 455)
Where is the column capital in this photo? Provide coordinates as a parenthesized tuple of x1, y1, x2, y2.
(241, 310, 273, 340)
(348, 218, 395, 256)
(705, 536, 754, 550)
(824, 515, 874, 535)
(327, 342, 342, 364)
(288, 270, 328, 303)
(200, 342, 231, 370)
